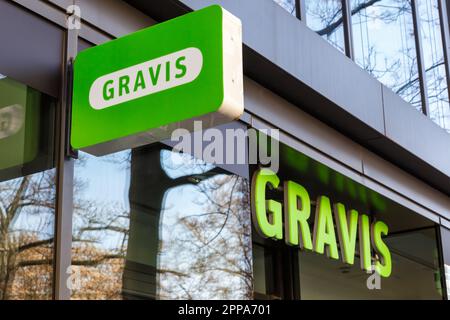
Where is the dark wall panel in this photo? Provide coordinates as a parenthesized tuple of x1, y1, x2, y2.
(0, 1, 63, 97)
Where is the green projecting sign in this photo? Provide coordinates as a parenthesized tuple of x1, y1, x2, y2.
(71, 5, 243, 155)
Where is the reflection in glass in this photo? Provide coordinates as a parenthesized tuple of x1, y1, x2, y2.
(418, 0, 450, 131)
(0, 170, 55, 300)
(256, 142, 444, 300)
(252, 245, 267, 296)
(0, 75, 56, 300)
(305, 0, 345, 52)
(351, 0, 421, 109)
(252, 239, 282, 300)
(298, 228, 442, 299)
(0, 77, 40, 172)
(71, 144, 252, 300)
(273, 0, 297, 16)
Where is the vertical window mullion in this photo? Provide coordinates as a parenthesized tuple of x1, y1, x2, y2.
(53, 26, 78, 300)
(342, 0, 355, 60)
(412, 0, 431, 116)
(296, 0, 307, 21)
(437, 0, 450, 119)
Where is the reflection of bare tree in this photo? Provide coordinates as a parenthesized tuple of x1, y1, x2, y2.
(305, 0, 345, 51)
(350, 0, 426, 110)
(67, 145, 252, 300)
(309, 0, 449, 128)
(274, 0, 296, 15)
(158, 174, 253, 300)
(70, 155, 130, 299)
(0, 171, 55, 299)
(121, 145, 252, 300)
(0, 159, 130, 299)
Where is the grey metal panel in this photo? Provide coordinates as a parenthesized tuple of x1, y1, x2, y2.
(379, 86, 450, 194)
(78, 38, 92, 52)
(246, 76, 448, 223)
(79, 22, 112, 45)
(361, 147, 450, 220)
(442, 218, 450, 230)
(0, 0, 64, 97)
(244, 77, 364, 173)
(270, 121, 366, 186)
(239, 111, 252, 125)
(362, 177, 440, 224)
(75, 0, 156, 37)
(252, 115, 441, 224)
(48, 0, 74, 9)
(383, 85, 450, 176)
(13, 0, 68, 27)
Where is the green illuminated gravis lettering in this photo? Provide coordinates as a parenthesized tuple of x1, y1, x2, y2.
(334, 203, 358, 265)
(313, 196, 339, 260)
(249, 170, 393, 277)
(283, 180, 312, 250)
(371, 220, 392, 278)
(103, 79, 114, 101)
(251, 169, 283, 240)
(359, 214, 372, 272)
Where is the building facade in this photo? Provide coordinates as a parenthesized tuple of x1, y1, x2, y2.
(0, 0, 450, 300)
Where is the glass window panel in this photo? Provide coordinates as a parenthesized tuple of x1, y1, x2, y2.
(0, 74, 56, 300)
(71, 144, 252, 300)
(255, 141, 444, 300)
(273, 0, 297, 16)
(351, 0, 421, 109)
(418, 0, 450, 131)
(251, 241, 280, 299)
(252, 244, 267, 295)
(305, 0, 346, 53)
(298, 227, 442, 299)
